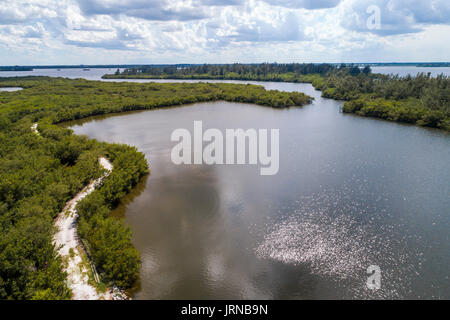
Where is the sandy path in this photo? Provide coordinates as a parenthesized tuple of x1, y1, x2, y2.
(31, 123, 39, 135)
(31, 124, 125, 300)
(53, 157, 114, 299)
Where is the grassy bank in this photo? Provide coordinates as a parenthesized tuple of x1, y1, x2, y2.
(0, 77, 312, 299)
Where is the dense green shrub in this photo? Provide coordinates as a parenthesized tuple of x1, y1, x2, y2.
(318, 71, 449, 129)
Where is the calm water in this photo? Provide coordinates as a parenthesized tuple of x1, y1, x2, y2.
(0, 68, 121, 80)
(371, 66, 450, 77)
(68, 81, 450, 299)
(0, 87, 23, 92)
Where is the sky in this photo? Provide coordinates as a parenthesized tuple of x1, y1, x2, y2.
(0, 0, 449, 65)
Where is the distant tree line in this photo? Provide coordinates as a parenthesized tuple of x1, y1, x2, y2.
(0, 66, 33, 71)
(104, 63, 371, 84)
(113, 63, 338, 77)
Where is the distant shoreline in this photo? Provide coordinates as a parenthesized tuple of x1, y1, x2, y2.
(1, 62, 449, 71)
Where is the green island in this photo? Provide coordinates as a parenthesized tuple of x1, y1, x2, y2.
(104, 63, 450, 131)
(0, 77, 312, 299)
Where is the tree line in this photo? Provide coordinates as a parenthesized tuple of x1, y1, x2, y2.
(109, 63, 338, 78)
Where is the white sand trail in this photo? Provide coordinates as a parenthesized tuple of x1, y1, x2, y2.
(32, 123, 127, 300)
(53, 157, 114, 300)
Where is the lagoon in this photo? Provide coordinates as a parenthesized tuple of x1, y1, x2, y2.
(68, 81, 450, 299)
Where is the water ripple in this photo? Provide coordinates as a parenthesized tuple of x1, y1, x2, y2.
(255, 189, 423, 299)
